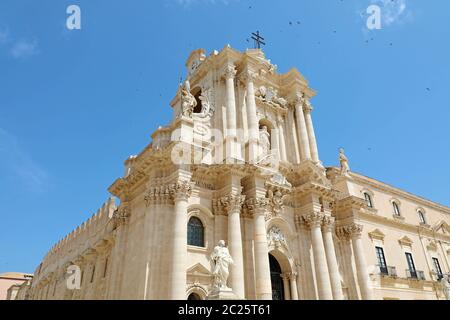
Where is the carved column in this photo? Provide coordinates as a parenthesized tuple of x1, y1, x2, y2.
(277, 115, 287, 162)
(303, 213, 333, 300)
(221, 194, 246, 298)
(289, 273, 299, 300)
(223, 64, 240, 161)
(247, 197, 272, 300)
(322, 217, 344, 300)
(169, 181, 192, 300)
(294, 94, 312, 162)
(303, 102, 320, 164)
(281, 274, 291, 300)
(286, 108, 300, 163)
(346, 224, 373, 300)
(244, 70, 259, 163)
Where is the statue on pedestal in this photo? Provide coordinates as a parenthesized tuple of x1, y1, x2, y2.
(180, 80, 197, 118)
(339, 148, 350, 177)
(210, 240, 233, 290)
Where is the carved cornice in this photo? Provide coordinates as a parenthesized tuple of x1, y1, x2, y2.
(359, 210, 450, 242)
(144, 184, 173, 206)
(144, 180, 193, 206)
(347, 171, 450, 216)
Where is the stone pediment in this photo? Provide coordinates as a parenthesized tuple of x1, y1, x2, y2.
(398, 236, 413, 247)
(368, 229, 385, 241)
(433, 220, 450, 235)
(187, 263, 212, 278)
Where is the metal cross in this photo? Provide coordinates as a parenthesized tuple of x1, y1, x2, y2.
(251, 31, 265, 49)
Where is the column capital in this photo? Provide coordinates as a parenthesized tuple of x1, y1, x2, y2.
(288, 272, 298, 279)
(321, 215, 336, 232)
(220, 194, 245, 214)
(240, 69, 257, 84)
(112, 203, 130, 227)
(170, 180, 193, 202)
(302, 212, 325, 228)
(336, 223, 363, 240)
(222, 64, 237, 80)
(281, 273, 290, 280)
(303, 101, 313, 113)
(244, 197, 270, 217)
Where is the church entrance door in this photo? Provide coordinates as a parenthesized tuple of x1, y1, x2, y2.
(269, 253, 285, 300)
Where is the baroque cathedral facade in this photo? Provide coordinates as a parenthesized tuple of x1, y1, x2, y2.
(21, 46, 450, 300)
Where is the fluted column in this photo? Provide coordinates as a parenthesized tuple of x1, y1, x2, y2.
(221, 194, 246, 298)
(346, 224, 373, 300)
(169, 181, 192, 300)
(247, 197, 272, 300)
(286, 108, 300, 163)
(303, 102, 320, 164)
(277, 115, 287, 162)
(281, 274, 291, 300)
(271, 127, 280, 161)
(322, 217, 344, 300)
(244, 70, 259, 163)
(303, 213, 333, 300)
(294, 94, 312, 161)
(289, 273, 299, 300)
(223, 64, 240, 161)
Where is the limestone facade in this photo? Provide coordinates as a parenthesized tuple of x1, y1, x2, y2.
(20, 47, 450, 300)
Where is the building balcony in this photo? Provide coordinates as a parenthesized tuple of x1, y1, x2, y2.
(431, 271, 449, 282)
(376, 265, 397, 277)
(406, 269, 426, 280)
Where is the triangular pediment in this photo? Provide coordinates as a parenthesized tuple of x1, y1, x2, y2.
(432, 220, 450, 235)
(187, 263, 211, 277)
(398, 236, 413, 247)
(368, 229, 385, 241)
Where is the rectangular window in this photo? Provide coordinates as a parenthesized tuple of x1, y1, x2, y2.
(432, 257, 443, 280)
(405, 252, 417, 278)
(103, 257, 109, 278)
(90, 265, 96, 283)
(375, 247, 388, 275)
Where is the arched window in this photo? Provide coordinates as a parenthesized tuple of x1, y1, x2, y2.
(187, 292, 202, 300)
(393, 202, 401, 216)
(187, 217, 204, 247)
(364, 193, 373, 208)
(418, 210, 426, 224)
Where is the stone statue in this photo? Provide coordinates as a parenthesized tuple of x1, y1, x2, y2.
(210, 240, 233, 290)
(268, 188, 284, 214)
(180, 80, 197, 118)
(339, 148, 350, 176)
(259, 126, 271, 156)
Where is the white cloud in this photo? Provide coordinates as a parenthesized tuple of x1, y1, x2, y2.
(0, 128, 48, 193)
(372, 0, 411, 26)
(10, 38, 39, 59)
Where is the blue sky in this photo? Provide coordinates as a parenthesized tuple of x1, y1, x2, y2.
(0, 0, 449, 273)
